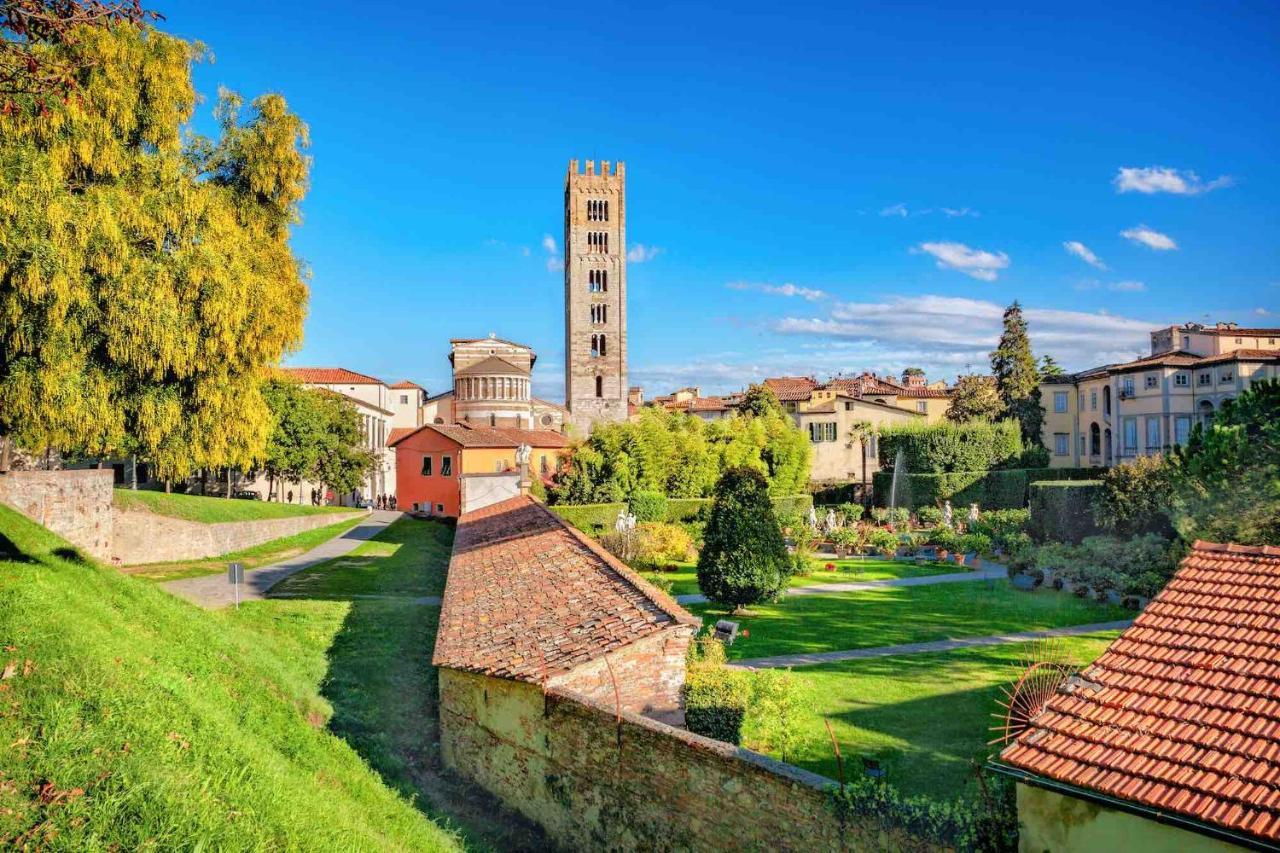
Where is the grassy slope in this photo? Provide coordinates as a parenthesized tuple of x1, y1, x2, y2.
(781, 632, 1122, 798)
(113, 488, 355, 523)
(689, 580, 1129, 659)
(123, 516, 365, 581)
(643, 558, 960, 596)
(269, 519, 452, 598)
(0, 504, 458, 850)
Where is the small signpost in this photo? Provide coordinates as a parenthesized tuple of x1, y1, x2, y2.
(227, 561, 244, 609)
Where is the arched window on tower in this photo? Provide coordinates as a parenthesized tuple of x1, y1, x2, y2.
(590, 334, 599, 358)
(595, 375, 603, 398)
(599, 334, 607, 357)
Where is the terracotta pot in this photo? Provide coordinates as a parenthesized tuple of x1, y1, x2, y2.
(938, 550, 949, 560)
(953, 553, 966, 566)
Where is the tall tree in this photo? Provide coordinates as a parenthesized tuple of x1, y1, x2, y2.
(0, 22, 310, 477)
(901, 367, 925, 381)
(310, 389, 377, 501)
(846, 420, 875, 485)
(737, 383, 784, 419)
(696, 467, 790, 611)
(1038, 354, 1066, 379)
(945, 374, 1004, 423)
(990, 301, 1044, 446)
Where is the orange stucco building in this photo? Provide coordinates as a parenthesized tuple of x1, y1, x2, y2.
(391, 424, 570, 517)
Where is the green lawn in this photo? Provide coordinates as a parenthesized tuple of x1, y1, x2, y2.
(268, 518, 453, 598)
(113, 487, 357, 523)
(778, 632, 1123, 799)
(123, 516, 365, 581)
(0, 504, 460, 850)
(688, 580, 1129, 660)
(642, 558, 959, 596)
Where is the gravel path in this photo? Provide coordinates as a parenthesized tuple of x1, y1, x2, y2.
(727, 621, 1133, 669)
(673, 562, 1008, 605)
(163, 511, 400, 608)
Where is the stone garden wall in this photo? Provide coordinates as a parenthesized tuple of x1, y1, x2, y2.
(111, 508, 364, 565)
(439, 668, 944, 852)
(0, 469, 114, 559)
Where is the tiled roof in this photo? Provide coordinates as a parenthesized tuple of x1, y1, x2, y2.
(454, 355, 530, 377)
(1190, 326, 1280, 337)
(1196, 348, 1280, 366)
(433, 496, 699, 682)
(688, 396, 732, 412)
(763, 376, 818, 401)
(896, 386, 952, 399)
(1000, 541, 1280, 845)
(450, 336, 532, 349)
(1058, 347, 1280, 382)
(387, 427, 416, 445)
(389, 423, 569, 448)
(281, 367, 385, 385)
(389, 380, 426, 391)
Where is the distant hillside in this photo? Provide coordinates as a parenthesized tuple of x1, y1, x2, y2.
(0, 504, 458, 850)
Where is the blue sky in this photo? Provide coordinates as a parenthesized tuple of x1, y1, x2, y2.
(163, 1, 1278, 398)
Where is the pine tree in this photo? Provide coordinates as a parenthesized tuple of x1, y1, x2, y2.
(1039, 354, 1066, 379)
(990, 301, 1044, 446)
(0, 23, 310, 477)
(696, 467, 790, 611)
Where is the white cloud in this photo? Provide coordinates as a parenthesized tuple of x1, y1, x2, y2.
(1114, 166, 1232, 195)
(1121, 225, 1178, 251)
(879, 203, 978, 219)
(541, 233, 562, 271)
(880, 203, 909, 218)
(1256, 307, 1271, 316)
(727, 282, 827, 301)
(541, 234, 557, 254)
(914, 241, 1010, 281)
(1063, 240, 1106, 270)
(546, 257, 564, 272)
(1109, 280, 1147, 292)
(627, 243, 664, 263)
(940, 207, 979, 218)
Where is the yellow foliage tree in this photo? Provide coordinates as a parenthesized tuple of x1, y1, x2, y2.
(0, 23, 310, 479)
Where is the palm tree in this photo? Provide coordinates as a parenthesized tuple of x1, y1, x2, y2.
(846, 420, 876, 487)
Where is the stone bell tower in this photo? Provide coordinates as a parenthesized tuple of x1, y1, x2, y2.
(564, 159, 628, 433)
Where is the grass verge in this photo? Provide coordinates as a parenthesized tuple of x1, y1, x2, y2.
(123, 516, 365, 581)
(268, 518, 452, 599)
(643, 558, 962, 596)
(688, 580, 1129, 660)
(779, 631, 1122, 799)
(113, 488, 356, 523)
(0, 504, 458, 850)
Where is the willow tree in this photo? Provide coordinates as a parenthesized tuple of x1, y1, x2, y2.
(0, 22, 310, 477)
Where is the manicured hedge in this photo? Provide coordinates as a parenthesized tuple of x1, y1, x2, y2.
(682, 666, 750, 744)
(552, 494, 813, 535)
(872, 467, 1099, 510)
(1028, 480, 1104, 543)
(877, 420, 1023, 473)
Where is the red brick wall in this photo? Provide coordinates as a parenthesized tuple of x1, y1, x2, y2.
(393, 430, 461, 516)
(439, 669, 945, 852)
(549, 626, 694, 718)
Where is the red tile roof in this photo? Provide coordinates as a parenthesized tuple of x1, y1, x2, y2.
(389, 380, 426, 390)
(281, 366, 386, 385)
(1195, 348, 1280, 366)
(1190, 326, 1280, 337)
(763, 376, 818, 401)
(896, 385, 952, 399)
(433, 496, 699, 682)
(1000, 541, 1280, 844)
(389, 423, 570, 449)
(387, 427, 416, 445)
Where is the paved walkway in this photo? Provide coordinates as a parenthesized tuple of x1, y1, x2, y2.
(164, 511, 400, 608)
(728, 620, 1133, 669)
(673, 562, 1008, 605)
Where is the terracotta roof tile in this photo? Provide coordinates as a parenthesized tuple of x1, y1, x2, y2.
(389, 380, 426, 390)
(763, 376, 818, 401)
(387, 427, 416, 445)
(1000, 541, 1280, 844)
(281, 366, 385, 385)
(389, 424, 569, 449)
(432, 496, 699, 682)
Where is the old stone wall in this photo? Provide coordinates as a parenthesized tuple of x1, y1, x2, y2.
(111, 509, 364, 565)
(439, 669, 943, 852)
(0, 469, 114, 558)
(548, 626, 694, 718)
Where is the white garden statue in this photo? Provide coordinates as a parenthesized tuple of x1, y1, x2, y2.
(968, 502, 980, 524)
(824, 508, 837, 531)
(515, 443, 532, 469)
(942, 500, 954, 528)
(808, 506, 819, 529)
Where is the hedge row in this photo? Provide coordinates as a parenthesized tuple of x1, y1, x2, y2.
(871, 467, 1099, 510)
(877, 419, 1023, 473)
(1028, 480, 1105, 544)
(551, 494, 814, 534)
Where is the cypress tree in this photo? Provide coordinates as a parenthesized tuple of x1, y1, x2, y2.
(696, 467, 790, 611)
(990, 301, 1044, 447)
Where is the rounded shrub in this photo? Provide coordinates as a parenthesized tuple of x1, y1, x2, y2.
(696, 467, 790, 609)
(628, 489, 669, 523)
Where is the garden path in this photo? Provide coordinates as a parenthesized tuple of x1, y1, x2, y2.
(727, 620, 1133, 669)
(164, 511, 402, 608)
(673, 562, 1008, 605)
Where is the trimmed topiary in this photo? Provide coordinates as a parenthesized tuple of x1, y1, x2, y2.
(696, 467, 790, 610)
(628, 489, 669, 523)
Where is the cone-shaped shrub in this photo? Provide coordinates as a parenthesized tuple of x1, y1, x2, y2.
(696, 467, 789, 608)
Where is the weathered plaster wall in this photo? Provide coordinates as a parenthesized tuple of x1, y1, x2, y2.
(458, 473, 521, 516)
(440, 669, 942, 852)
(1016, 783, 1240, 853)
(548, 626, 694, 719)
(111, 509, 364, 565)
(0, 469, 114, 559)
